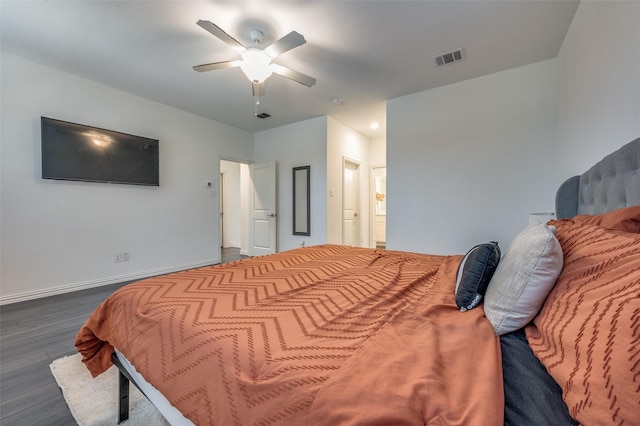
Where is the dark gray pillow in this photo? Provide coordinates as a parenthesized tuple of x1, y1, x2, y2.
(455, 242, 501, 312)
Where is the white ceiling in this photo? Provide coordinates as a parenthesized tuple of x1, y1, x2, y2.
(1, 1, 579, 139)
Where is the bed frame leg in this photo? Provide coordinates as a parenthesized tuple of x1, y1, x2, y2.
(117, 369, 130, 424)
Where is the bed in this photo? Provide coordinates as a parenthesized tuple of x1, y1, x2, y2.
(76, 137, 640, 425)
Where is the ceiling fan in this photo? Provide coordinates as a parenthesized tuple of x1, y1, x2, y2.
(192, 20, 316, 96)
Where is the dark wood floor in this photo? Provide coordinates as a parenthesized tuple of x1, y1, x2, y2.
(0, 248, 246, 425)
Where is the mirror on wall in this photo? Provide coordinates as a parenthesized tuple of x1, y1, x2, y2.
(293, 166, 310, 236)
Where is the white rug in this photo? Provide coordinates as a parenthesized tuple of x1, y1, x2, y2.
(50, 353, 169, 426)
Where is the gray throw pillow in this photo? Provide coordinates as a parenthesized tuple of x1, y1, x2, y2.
(484, 223, 563, 335)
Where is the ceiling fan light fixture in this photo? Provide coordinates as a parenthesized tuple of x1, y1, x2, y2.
(239, 49, 274, 83)
(193, 20, 315, 88)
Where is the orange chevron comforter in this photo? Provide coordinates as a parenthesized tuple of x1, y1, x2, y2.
(76, 245, 503, 425)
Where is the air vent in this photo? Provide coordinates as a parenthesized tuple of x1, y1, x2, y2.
(434, 48, 464, 67)
(256, 112, 271, 119)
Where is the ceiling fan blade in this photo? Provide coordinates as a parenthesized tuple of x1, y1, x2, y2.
(197, 20, 245, 52)
(252, 82, 265, 97)
(272, 65, 316, 87)
(193, 60, 241, 73)
(264, 31, 306, 58)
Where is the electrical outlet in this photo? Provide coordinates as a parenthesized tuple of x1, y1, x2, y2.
(122, 252, 130, 262)
(114, 253, 122, 263)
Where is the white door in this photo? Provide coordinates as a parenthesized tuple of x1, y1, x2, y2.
(342, 159, 359, 246)
(249, 161, 277, 256)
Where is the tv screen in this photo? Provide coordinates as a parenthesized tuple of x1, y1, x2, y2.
(41, 117, 159, 186)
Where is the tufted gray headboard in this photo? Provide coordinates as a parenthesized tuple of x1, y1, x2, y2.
(555, 137, 640, 219)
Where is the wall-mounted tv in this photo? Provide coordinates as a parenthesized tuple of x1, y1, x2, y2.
(41, 117, 159, 186)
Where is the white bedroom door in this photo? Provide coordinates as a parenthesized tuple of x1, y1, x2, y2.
(248, 161, 277, 256)
(342, 158, 359, 246)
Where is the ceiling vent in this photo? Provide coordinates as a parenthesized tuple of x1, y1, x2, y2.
(434, 48, 464, 67)
(256, 112, 271, 119)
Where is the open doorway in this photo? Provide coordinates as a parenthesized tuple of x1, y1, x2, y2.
(371, 166, 386, 249)
(219, 159, 277, 258)
(219, 159, 250, 256)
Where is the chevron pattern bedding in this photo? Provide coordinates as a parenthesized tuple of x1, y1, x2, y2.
(525, 218, 640, 425)
(76, 244, 503, 425)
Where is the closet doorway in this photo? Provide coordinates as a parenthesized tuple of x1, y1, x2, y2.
(219, 159, 249, 256)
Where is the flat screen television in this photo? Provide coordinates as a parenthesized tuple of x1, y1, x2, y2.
(41, 117, 159, 186)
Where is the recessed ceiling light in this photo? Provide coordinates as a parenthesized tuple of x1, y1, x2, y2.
(331, 96, 344, 105)
(370, 122, 380, 130)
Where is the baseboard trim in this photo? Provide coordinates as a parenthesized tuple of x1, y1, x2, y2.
(0, 258, 220, 306)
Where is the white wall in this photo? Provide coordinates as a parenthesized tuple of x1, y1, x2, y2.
(370, 136, 386, 167)
(326, 117, 371, 247)
(0, 52, 254, 303)
(387, 59, 559, 255)
(385, 2, 640, 257)
(555, 1, 640, 172)
(254, 117, 328, 251)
